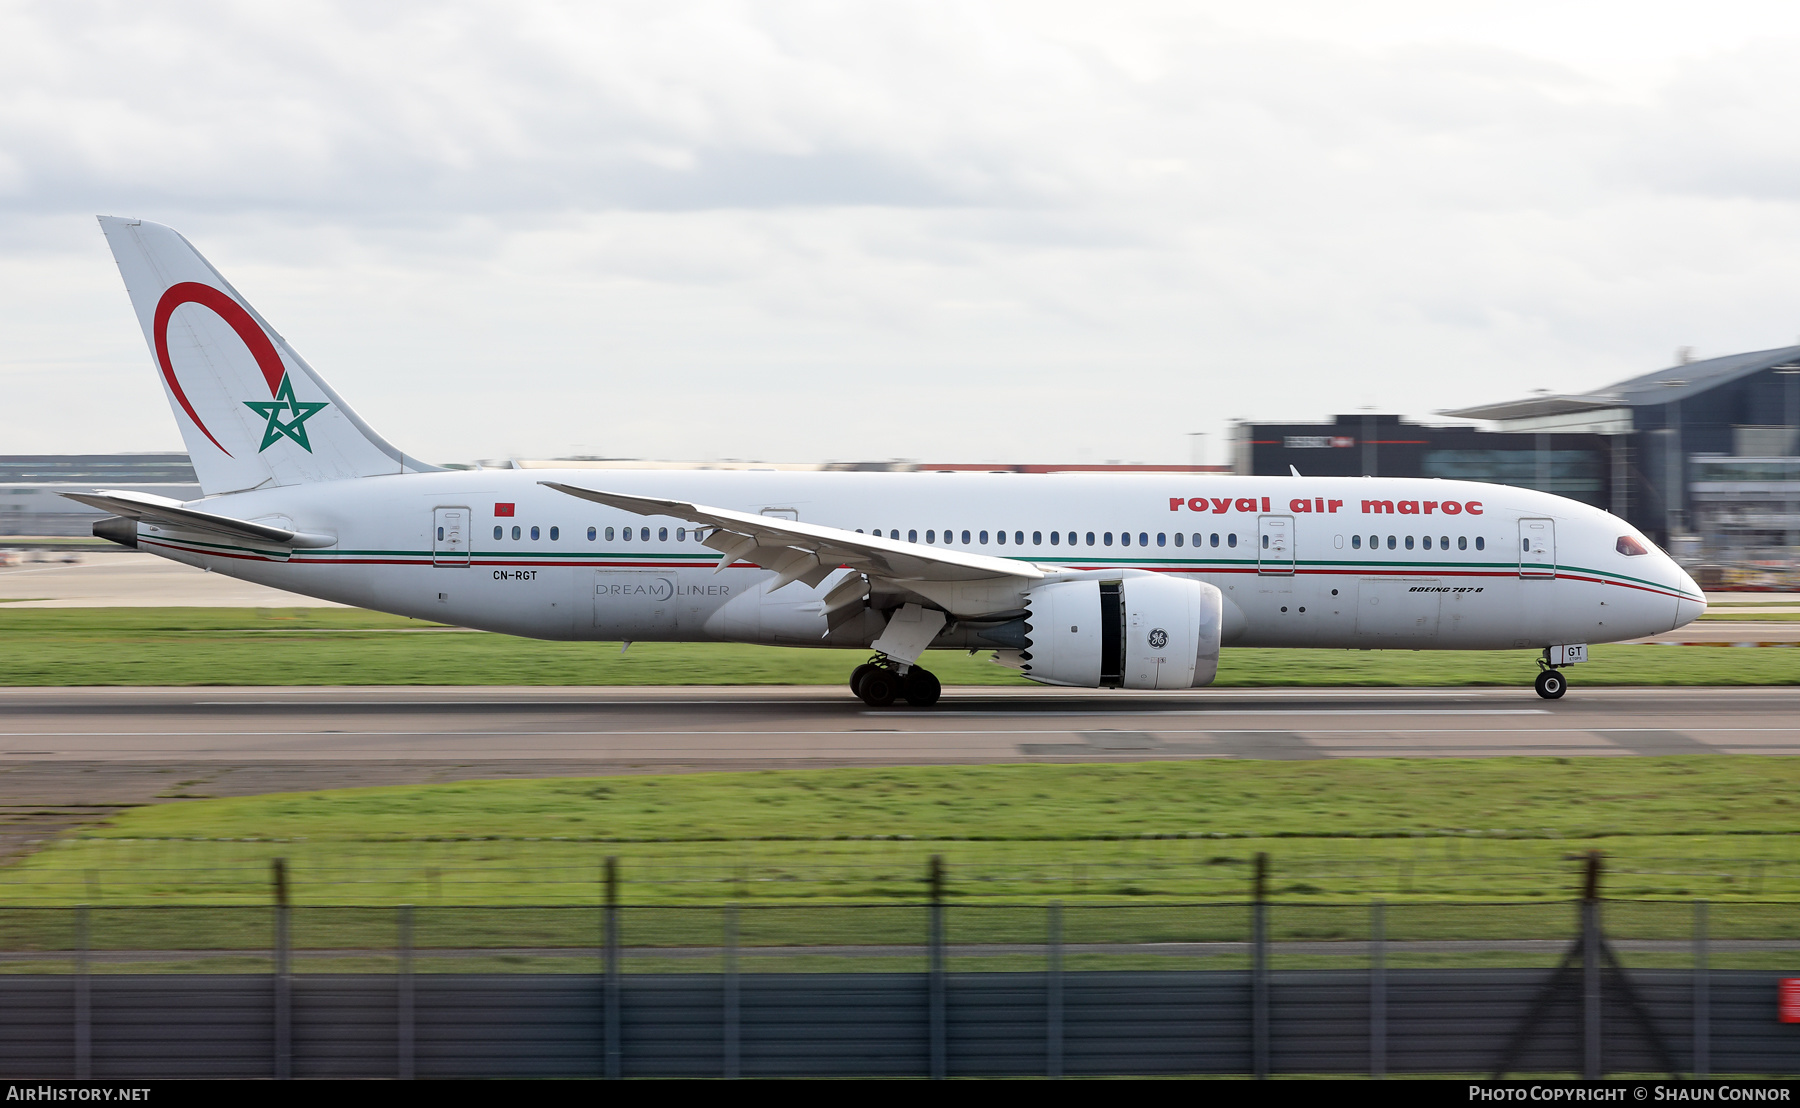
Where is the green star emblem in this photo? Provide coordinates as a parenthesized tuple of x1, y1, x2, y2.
(243, 374, 328, 453)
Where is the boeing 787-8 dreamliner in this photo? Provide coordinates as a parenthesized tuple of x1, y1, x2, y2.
(69, 218, 1706, 706)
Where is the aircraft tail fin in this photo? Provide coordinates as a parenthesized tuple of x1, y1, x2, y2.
(97, 217, 437, 495)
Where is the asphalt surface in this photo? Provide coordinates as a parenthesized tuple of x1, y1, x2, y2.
(0, 684, 1791, 857)
(5, 684, 1797, 764)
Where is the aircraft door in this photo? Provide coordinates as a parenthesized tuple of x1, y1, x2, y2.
(433, 507, 470, 566)
(1518, 518, 1556, 578)
(1258, 515, 1295, 575)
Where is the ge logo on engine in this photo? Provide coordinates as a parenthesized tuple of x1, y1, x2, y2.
(1147, 628, 1169, 649)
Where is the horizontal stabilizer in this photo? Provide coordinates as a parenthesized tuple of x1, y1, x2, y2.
(61, 489, 337, 549)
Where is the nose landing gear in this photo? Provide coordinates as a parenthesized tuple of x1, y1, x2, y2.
(1533, 666, 1567, 700)
(850, 656, 941, 707)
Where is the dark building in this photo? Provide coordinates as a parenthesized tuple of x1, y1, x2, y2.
(1234, 412, 1615, 508)
(1238, 344, 1800, 578)
(1448, 345, 1800, 564)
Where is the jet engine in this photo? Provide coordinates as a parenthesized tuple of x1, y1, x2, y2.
(1011, 574, 1223, 689)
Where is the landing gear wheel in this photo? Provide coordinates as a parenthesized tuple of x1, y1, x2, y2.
(903, 667, 942, 707)
(858, 668, 900, 707)
(1534, 668, 1567, 700)
(849, 663, 878, 699)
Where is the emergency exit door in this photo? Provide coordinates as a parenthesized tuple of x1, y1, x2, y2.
(1258, 515, 1295, 575)
(433, 507, 470, 566)
(1518, 517, 1555, 578)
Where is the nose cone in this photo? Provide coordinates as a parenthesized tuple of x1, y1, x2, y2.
(1672, 571, 1706, 630)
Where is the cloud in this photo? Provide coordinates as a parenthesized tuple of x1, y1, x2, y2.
(5, 1, 1800, 465)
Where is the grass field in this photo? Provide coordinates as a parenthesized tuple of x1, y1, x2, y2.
(1, 607, 1796, 686)
(3, 760, 1794, 969)
(13, 758, 1799, 909)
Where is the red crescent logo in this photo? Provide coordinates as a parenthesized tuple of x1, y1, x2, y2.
(152, 282, 288, 457)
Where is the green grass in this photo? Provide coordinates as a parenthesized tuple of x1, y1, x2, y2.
(6, 760, 1796, 964)
(10, 759, 1799, 909)
(0, 607, 1796, 686)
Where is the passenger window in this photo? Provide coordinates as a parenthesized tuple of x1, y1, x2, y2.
(962, 530, 972, 544)
(437, 526, 445, 541)
(1387, 535, 1396, 550)
(531, 526, 541, 540)
(1086, 532, 1096, 546)
(1119, 532, 1130, 547)
(1352, 534, 1361, 549)
(926, 530, 936, 544)
(658, 527, 668, 541)
(1139, 532, 1148, 547)
(1261, 534, 1269, 549)
(1227, 534, 1237, 548)
(551, 526, 560, 541)
(1210, 533, 1219, 548)
(1458, 536, 1466, 550)
(1421, 535, 1430, 550)
(1369, 534, 1378, 549)
(1476, 537, 1485, 551)
(1405, 535, 1414, 550)
(1050, 531, 1060, 545)
(675, 528, 685, 541)
(1173, 533, 1183, 547)
(1157, 533, 1166, 547)
(1616, 535, 1649, 556)
(997, 530, 1007, 545)
(588, 527, 597, 541)
(1103, 532, 1113, 546)
(512, 525, 522, 540)
(980, 531, 989, 544)
(622, 527, 631, 542)
(1032, 531, 1042, 545)
(909, 529, 918, 543)
(493, 526, 502, 540)
(1015, 531, 1024, 545)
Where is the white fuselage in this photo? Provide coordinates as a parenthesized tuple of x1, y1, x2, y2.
(131, 470, 1704, 654)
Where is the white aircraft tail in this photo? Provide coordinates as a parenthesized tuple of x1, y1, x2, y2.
(98, 217, 436, 495)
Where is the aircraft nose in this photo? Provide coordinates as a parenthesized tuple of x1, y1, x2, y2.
(1672, 572, 1706, 630)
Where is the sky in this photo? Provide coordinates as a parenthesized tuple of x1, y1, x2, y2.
(7, 0, 1800, 467)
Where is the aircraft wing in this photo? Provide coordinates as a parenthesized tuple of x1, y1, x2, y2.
(62, 489, 338, 549)
(539, 481, 1048, 589)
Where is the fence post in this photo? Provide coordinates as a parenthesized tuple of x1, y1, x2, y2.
(1252, 851, 1269, 1080)
(723, 904, 739, 1080)
(273, 858, 291, 1081)
(1370, 898, 1386, 1080)
(1046, 900, 1063, 1079)
(397, 904, 414, 1081)
(1581, 851, 1602, 1081)
(929, 853, 946, 1080)
(604, 856, 620, 1080)
(1692, 899, 1708, 1079)
(74, 904, 90, 1080)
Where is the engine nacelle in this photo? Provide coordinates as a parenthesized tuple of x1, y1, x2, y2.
(1017, 574, 1222, 689)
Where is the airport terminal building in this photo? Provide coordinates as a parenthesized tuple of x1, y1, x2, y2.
(1238, 345, 1800, 582)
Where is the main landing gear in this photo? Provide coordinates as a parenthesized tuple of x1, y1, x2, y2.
(850, 657, 941, 707)
(1533, 665, 1567, 700)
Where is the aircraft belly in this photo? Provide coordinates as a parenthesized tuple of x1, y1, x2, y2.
(1354, 577, 1442, 644)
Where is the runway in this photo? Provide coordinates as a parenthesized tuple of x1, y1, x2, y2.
(4, 684, 1798, 762)
(0, 685, 1791, 857)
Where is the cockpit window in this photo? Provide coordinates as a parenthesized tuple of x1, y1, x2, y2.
(1616, 535, 1649, 557)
